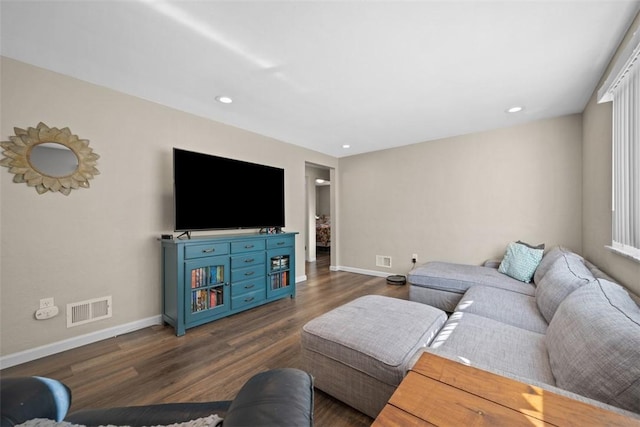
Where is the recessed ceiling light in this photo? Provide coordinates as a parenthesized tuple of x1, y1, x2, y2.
(342, 144, 350, 149)
(507, 106, 523, 113)
(216, 96, 233, 104)
(315, 179, 325, 184)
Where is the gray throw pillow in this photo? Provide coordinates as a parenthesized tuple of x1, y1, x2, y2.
(516, 240, 545, 250)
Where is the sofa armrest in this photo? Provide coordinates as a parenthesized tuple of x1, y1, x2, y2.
(223, 368, 314, 427)
(1, 377, 72, 427)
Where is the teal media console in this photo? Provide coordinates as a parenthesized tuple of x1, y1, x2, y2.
(162, 232, 297, 336)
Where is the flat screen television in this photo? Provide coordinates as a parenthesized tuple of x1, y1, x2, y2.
(173, 148, 285, 232)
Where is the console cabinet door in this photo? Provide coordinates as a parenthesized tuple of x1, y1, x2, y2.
(184, 255, 230, 323)
(266, 246, 294, 299)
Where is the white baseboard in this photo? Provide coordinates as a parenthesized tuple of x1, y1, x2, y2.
(296, 274, 308, 283)
(0, 315, 163, 370)
(331, 265, 400, 277)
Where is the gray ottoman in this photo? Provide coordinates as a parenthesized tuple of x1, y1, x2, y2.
(301, 295, 447, 418)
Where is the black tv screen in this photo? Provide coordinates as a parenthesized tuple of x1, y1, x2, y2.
(173, 148, 285, 231)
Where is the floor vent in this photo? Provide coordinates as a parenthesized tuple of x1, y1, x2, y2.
(67, 296, 112, 328)
(376, 255, 392, 268)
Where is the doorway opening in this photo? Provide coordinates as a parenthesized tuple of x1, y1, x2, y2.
(305, 163, 334, 273)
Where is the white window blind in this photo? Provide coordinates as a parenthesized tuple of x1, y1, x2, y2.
(599, 29, 640, 261)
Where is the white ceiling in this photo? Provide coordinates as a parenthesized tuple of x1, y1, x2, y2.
(1, 1, 639, 158)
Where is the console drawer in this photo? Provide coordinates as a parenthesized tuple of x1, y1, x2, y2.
(232, 276, 267, 296)
(231, 239, 265, 254)
(231, 252, 266, 269)
(267, 236, 294, 249)
(184, 242, 229, 259)
(231, 265, 265, 282)
(232, 289, 266, 310)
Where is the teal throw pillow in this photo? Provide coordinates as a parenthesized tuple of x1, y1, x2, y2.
(498, 241, 544, 283)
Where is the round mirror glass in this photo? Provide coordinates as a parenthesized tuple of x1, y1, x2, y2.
(29, 142, 79, 177)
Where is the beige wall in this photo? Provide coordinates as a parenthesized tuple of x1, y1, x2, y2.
(338, 115, 584, 275)
(0, 57, 337, 359)
(316, 187, 330, 217)
(582, 12, 640, 296)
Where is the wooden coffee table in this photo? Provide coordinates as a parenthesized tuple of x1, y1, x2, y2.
(372, 352, 640, 426)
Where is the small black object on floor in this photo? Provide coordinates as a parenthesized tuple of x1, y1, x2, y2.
(386, 275, 407, 285)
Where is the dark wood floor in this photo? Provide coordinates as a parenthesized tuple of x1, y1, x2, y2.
(1, 252, 409, 427)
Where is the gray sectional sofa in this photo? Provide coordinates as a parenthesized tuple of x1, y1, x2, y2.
(410, 246, 640, 417)
(302, 245, 640, 420)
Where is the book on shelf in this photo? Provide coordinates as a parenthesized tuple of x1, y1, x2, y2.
(192, 289, 207, 312)
(210, 287, 217, 308)
(270, 271, 290, 290)
(208, 287, 224, 308)
(191, 265, 225, 289)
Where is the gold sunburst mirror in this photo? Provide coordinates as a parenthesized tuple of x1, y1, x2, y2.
(1, 122, 100, 195)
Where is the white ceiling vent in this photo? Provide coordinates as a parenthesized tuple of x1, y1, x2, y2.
(67, 296, 112, 328)
(376, 255, 392, 268)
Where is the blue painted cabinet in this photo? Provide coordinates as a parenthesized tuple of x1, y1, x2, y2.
(162, 232, 296, 336)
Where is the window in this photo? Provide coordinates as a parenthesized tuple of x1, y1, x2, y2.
(598, 29, 640, 262)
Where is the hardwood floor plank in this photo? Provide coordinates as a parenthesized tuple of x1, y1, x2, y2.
(1, 253, 409, 427)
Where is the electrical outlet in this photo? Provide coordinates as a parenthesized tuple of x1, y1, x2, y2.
(412, 253, 418, 262)
(40, 297, 54, 309)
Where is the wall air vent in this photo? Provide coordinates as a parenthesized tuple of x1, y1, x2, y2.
(67, 296, 112, 328)
(376, 255, 392, 268)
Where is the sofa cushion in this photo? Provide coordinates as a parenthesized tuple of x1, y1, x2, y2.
(455, 286, 548, 333)
(409, 262, 535, 296)
(535, 252, 593, 323)
(546, 279, 640, 413)
(533, 246, 578, 285)
(430, 312, 555, 385)
(498, 241, 544, 283)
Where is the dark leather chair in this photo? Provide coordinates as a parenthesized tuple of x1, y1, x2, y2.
(1, 368, 313, 427)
